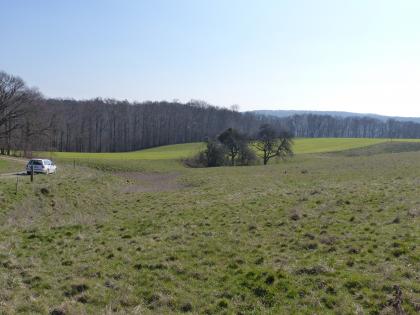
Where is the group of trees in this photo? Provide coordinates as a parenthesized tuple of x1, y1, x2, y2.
(2, 70, 420, 157)
(0, 71, 47, 155)
(189, 124, 294, 167)
(40, 99, 286, 153)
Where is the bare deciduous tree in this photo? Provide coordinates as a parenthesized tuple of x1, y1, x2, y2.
(254, 124, 293, 165)
(0, 71, 40, 155)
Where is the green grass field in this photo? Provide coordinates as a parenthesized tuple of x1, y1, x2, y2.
(35, 138, 420, 160)
(37, 143, 204, 160)
(1, 138, 419, 314)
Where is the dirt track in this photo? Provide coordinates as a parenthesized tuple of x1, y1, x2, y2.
(0, 156, 27, 177)
(0, 172, 27, 178)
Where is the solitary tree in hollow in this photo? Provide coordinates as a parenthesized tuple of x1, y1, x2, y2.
(254, 124, 293, 165)
(217, 127, 246, 165)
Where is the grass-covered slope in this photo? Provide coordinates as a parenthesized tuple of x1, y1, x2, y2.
(332, 141, 420, 156)
(35, 138, 420, 161)
(37, 143, 204, 160)
(293, 138, 393, 154)
(1, 146, 419, 314)
(30, 138, 405, 173)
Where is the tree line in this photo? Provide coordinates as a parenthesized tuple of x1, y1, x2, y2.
(41, 98, 287, 153)
(281, 114, 420, 139)
(1, 71, 287, 154)
(1, 70, 420, 156)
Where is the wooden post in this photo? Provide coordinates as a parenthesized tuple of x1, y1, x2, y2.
(15, 175, 18, 194)
(73, 159, 76, 169)
(30, 165, 34, 182)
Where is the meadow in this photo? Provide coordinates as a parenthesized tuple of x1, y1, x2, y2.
(0, 138, 419, 314)
(36, 138, 420, 160)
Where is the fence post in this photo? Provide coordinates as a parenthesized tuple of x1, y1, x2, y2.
(31, 165, 34, 182)
(15, 175, 19, 194)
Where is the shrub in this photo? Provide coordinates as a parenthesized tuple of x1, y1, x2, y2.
(184, 139, 227, 167)
(238, 144, 258, 165)
(204, 139, 227, 167)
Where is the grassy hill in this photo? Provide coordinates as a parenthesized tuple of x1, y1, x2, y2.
(0, 138, 419, 314)
(35, 138, 420, 161)
(332, 141, 420, 157)
(40, 143, 204, 160)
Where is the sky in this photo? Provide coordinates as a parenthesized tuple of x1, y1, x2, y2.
(1, 0, 420, 117)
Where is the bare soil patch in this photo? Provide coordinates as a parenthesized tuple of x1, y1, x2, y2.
(116, 172, 184, 193)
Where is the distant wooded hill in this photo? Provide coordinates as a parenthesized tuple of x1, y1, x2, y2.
(253, 109, 420, 124)
(5, 98, 420, 154)
(14, 100, 420, 153)
(274, 113, 420, 139)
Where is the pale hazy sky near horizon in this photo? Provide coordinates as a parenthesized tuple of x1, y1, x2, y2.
(1, 0, 420, 117)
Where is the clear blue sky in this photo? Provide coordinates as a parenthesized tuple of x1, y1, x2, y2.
(2, 0, 420, 116)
